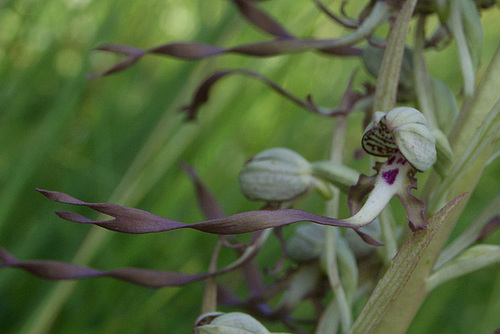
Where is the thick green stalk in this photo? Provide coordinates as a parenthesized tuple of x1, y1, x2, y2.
(372, 0, 418, 114)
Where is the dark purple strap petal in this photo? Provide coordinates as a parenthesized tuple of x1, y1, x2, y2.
(36, 189, 382, 246)
(230, 0, 293, 39)
(0, 246, 254, 288)
(88, 39, 361, 78)
(180, 162, 226, 219)
(180, 69, 326, 120)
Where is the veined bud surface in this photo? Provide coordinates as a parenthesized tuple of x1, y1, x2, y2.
(362, 107, 437, 172)
(239, 148, 313, 202)
(194, 312, 274, 334)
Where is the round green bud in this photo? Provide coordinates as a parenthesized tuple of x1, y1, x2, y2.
(194, 312, 271, 334)
(238, 148, 313, 202)
(287, 223, 325, 262)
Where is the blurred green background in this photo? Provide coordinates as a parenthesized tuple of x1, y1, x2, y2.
(0, 0, 499, 333)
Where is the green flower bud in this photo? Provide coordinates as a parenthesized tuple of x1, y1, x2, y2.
(287, 223, 325, 262)
(362, 107, 437, 172)
(194, 312, 273, 334)
(238, 148, 313, 202)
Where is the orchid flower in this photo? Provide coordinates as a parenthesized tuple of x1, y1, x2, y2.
(239, 107, 436, 232)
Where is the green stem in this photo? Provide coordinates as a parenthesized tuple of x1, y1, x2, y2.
(361, 0, 420, 262)
(311, 161, 359, 193)
(328, 2, 392, 48)
(324, 115, 352, 333)
(413, 15, 438, 128)
(325, 210, 352, 333)
(379, 207, 397, 264)
(372, 0, 418, 114)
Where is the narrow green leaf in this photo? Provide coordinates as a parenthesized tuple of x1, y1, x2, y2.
(435, 193, 500, 269)
(448, 0, 483, 97)
(450, 43, 500, 160)
(427, 245, 500, 292)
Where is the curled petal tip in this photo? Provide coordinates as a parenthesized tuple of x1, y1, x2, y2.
(355, 229, 384, 247)
(408, 221, 428, 232)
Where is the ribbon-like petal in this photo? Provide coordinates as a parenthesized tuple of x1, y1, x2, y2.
(36, 189, 382, 246)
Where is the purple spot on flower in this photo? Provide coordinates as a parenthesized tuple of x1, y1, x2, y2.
(382, 168, 399, 185)
(387, 155, 396, 165)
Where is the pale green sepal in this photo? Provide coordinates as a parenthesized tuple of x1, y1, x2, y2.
(426, 245, 500, 292)
(385, 106, 427, 127)
(393, 123, 436, 172)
